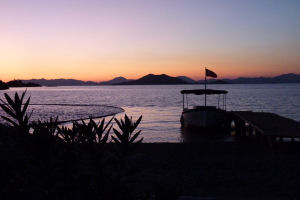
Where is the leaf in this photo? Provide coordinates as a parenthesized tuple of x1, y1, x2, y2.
(129, 130, 142, 143)
(103, 117, 114, 132)
(111, 136, 120, 144)
(113, 128, 123, 140)
(98, 118, 105, 131)
(114, 118, 122, 130)
(4, 93, 16, 111)
(20, 89, 27, 103)
(121, 118, 125, 126)
(133, 115, 142, 131)
(24, 115, 29, 125)
(14, 92, 22, 113)
(135, 138, 143, 144)
(0, 104, 17, 119)
(1, 116, 18, 127)
(125, 114, 130, 126)
(21, 96, 30, 117)
(101, 131, 109, 144)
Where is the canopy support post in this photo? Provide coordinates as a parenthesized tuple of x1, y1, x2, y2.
(225, 94, 227, 110)
(205, 67, 207, 107)
(182, 94, 184, 109)
(186, 94, 189, 109)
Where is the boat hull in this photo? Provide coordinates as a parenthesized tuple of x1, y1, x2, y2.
(181, 108, 228, 129)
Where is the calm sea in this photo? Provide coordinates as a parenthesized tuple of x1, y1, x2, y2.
(1, 84, 299, 142)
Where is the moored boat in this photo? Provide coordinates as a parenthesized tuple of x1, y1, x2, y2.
(180, 89, 228, 129)
(180, 68, 229, 130)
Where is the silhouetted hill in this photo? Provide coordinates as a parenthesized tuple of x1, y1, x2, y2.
(176, 76, 197, 84)
(19, 73, 300, 86)
(0, 80, 9, 90)
(98, 77, 131, 85)
(22, 79, 98, 86)
(212, 80, 232, 84)
(6, 80, 41, 87)
(230, 73, 300, 84)
(198, 79, 231, 84)
(197, 73, 300, 84)
(117, 74, 189, 85)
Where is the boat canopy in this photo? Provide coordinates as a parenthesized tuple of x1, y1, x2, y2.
(180, 89, 228, 95)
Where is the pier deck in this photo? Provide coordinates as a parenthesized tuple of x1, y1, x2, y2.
(231, 111, 300, 146)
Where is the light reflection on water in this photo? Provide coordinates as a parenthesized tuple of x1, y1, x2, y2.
(0, 84, 299, 142)
(120, 106, 182, 143)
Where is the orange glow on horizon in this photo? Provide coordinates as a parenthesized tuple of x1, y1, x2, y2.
(1, 1, 300, 82)
(1, 62, 299, 83)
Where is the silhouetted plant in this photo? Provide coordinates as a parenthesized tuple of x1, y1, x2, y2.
(57, 125, 76, 144)
(57, 117, 113, 144)
(32, 117, 59, 140)
(112, 114, 143, 148)
(91, 117, 113, 144)
(0, 90, 31, 134)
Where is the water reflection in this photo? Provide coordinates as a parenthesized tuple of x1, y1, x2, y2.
(1, 84, 299, 142)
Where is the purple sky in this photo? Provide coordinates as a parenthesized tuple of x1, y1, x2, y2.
(1, 0, 300, 81)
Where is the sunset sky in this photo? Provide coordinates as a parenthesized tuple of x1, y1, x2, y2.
(0, 0, 300, 82)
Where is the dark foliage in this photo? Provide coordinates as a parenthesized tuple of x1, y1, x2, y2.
(0, 91, 149, 200)
(0, 90, 31, 134)
(112, 114, 143, 150)
(31, 117, 61, 144)
(57, 117, 113, 145)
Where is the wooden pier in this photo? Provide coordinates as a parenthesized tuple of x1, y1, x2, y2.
(230, 111, 300, 147)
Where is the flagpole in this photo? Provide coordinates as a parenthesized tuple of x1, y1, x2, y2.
(205, 67, 207, 107)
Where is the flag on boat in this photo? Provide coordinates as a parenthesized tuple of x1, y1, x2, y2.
(205, 68, 217, 78)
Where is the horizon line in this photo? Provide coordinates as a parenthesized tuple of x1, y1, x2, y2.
(2, 72, 298, 83)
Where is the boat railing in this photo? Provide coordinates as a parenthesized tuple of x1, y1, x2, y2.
(182, 91, 227, 111)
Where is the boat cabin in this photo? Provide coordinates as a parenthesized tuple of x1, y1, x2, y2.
(180, 89, 228, 129)
(180, 89, 228, 111)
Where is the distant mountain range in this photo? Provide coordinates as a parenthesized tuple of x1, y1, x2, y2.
(223, 73, 300, 84)
(19, 73, 300, 86)
(0, 80, 40, 90)
(22, 79, 98, 86)
(176, 76, 198, 84)
(98, 77, 133, 85)
(197, 73, 300, 84)
(117, 74, 188, 85)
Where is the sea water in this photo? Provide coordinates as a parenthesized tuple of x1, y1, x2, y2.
(1, 84, 299, 142)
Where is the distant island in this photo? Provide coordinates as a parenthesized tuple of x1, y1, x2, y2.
(0, 80, 9, 90)
(22, 78, 98, 87)
(98, 77, 133, 85)
(0, 80, 41, 90)
(116, 74, 188, 85)
(18, 73, 300, 86)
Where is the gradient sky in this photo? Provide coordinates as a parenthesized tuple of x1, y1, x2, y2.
(0, 0, 300, 81)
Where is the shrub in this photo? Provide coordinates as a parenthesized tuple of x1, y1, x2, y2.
(57, 117, 113, 145)
(0, 90, 31, 134)
(112, 114, 143, 149)
(31, 117, 60, 141)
